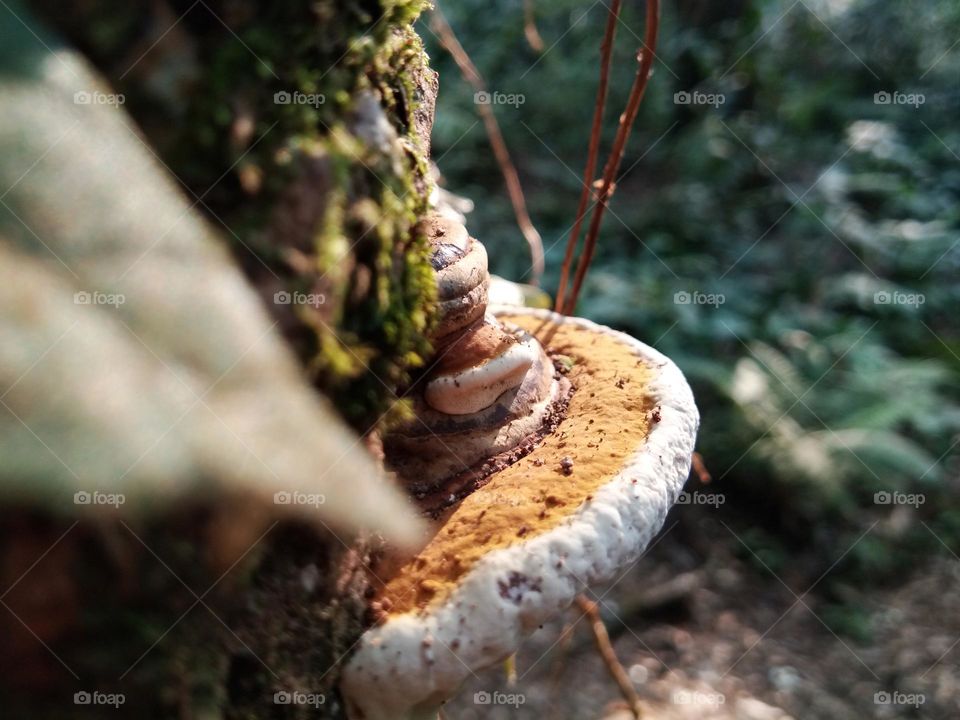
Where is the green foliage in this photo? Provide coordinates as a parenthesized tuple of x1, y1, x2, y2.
(424, 0, 960, 581)
(820, 603, 874, 644)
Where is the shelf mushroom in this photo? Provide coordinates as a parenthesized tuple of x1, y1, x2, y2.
(340, 217, 698, 720)
(384, 215, 570, 509)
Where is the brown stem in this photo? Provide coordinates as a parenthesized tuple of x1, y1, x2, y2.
(431, 5, 545, 285)
(575, 595, 643, 719)
(691, 451, 713, 484)
(563, 0, 660, 315)
(523, 0, 545, 53)
(554, 0, 622, 313)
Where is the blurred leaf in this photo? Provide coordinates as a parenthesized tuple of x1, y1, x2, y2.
(817, 429, 942, 485)
(0, 16, 421, 546)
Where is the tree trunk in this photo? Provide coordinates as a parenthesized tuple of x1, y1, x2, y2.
(2, 1, 438, 717)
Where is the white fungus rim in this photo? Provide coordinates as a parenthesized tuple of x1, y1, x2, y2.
(341, 308, 699, 720)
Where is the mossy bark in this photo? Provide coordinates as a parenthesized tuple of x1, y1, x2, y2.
(34, 0, 439, 433)
(4, 2, 440, 718)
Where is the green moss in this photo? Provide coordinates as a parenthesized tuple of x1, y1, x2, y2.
(295, 113, 434, 429)
(163, 0, 438, 431)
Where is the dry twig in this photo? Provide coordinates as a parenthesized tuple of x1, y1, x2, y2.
(523, 0, 545, 52)
(431, 5, 545, 285)
(563, 0, 660, 314)
(691, 451, 713, 484)
(575, 594, 643, 718)
(554, 0, 622, 313)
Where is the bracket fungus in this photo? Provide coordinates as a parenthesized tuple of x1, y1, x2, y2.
(341, 215, 698, 720)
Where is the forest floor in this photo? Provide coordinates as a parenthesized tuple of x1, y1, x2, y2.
(442, 502, 960, 719)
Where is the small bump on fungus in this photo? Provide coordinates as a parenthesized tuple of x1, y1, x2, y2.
(383, 214, 567, 508)
(424, 320, 538, 415)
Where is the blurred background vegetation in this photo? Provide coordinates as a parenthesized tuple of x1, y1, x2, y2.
(2, 0, 957, 716)
(422, 0, 960, 601)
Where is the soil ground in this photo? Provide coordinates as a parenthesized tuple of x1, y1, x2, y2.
(441, 501, 960, 719)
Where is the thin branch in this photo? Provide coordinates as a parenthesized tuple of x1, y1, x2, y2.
(523, 0, 545, 53)
(691, 451, 713, 484)
(563, 0, 660, 315)
(431, 5, 545, 285)
(575, 595, 643, 718)
(554, 0, 622, 313)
